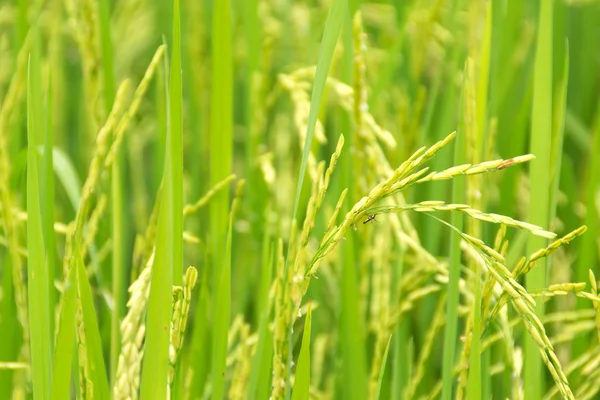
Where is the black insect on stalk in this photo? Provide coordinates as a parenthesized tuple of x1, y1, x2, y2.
(363, 214, 378, 224)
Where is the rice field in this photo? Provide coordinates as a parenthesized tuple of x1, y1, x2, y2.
(0, 0, 599, 399)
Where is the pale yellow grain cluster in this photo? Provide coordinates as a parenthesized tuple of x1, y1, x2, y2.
(271, 240, 289, 400)
(76, 297, 94, 400)
(487, 226, 588, 326)
(113, 256, 153, 400)
(369, 200, 556, 239)
(105, 45, 166, 167)
(228, 323, 252, 400)
(64, 0, 102, 134)
(403, 295, 447, 399)
(168, 267, 198, 388)
(460, 233, 574, 399)
(277, 72, 326, 182)
(184, 174, 236, 216)
(269, 133, 345, 394)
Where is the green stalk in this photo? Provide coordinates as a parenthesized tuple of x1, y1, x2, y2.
(524, 0, 553, 398)
(212, 212, 233, 400)
(75, 247, 110, 399)
(441, 65, 467, 400)
(291, 305, 312, 400)
(466, 58, 482, 400)
(139, 1, 182, 397)
(27, 36, 52, 400)
(339, 5, 367, 400)
(282, 0, 348, 398)
(210, 0, 233, 272)
(96, 0, 121, 386)
(49, 263, 77, 400)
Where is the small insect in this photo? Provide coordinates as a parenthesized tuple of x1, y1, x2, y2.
(497, 158, 516, 170)
(363, 214, 378, 224)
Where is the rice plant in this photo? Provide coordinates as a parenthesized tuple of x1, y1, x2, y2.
(0, 0, 599, 399)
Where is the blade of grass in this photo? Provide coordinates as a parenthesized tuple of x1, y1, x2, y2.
(441, 63, 467, 400)
(291, 304, 312, 400)
(140, 1, 182, 397)
(42, 68, 56, 339)
(466, 57, 482, 400)
(27, 49, 52, 400)
(549, 41, 569, 228)
(212, 212, 233, 400)
(373, 335, 392, 400)
(75, 247, 110, 399)
(525, 0, 553, 397)
(169, 0, 183, 287)
(52, 148, 82, 213)
(210, 0, 233, 272)
(96, 0, 122, 386)
(247, 234, 274, 399)
(575, 93, 600, 352)
(49, 265, 77, 400)
(283, 0, 347, 397)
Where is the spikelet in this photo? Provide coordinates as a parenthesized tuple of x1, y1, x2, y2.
(183, 175, 236, 216)
(105, 45, 166, 167)
(114, 255, 153, 400)
(168, 267, 198, 388)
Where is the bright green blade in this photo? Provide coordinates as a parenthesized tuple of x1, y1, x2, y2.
(140, 0, 182, 398)
(291, 305, 313, 400)
(210, 0, 233, 266)
(75, 247, 110, 399)
(212, 214, 233, 400)
(27, 49, 52, 400)
(441, 63, 467, 400)
(525, 0, 553, 397)
(49, 264, 77, 400)
(373, 335, 392, 400)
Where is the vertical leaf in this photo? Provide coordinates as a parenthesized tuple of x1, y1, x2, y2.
(291, 305, 312, 400)
(210, 0, 233, 266)
(49, 265, 77, 400)
(27, 49, 52, 400)
(373, 335, 392, 400)
(212, 214, 233, 400)
(76, 249, 110, 399)
(525, 0, 553, 398)
(96, 0, 122, 386)
(441, 63, 467, 400)
(140, 0, 182, 398)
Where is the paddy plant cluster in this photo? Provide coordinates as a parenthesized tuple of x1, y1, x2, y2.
(0, 0, 599, 400)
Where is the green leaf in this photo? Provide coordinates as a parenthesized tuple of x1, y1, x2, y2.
(210, 0, 233, 264)
(441, 62, 467, 400)
(291, 0, 347, 219)
(212, 213, 233, 400)
(27, 48, 52, 400)
(49, 263, 77, 400)
(75, 248, 110, 400)
(52, 147, 82, 212)
(140, 0, 182, 398)
(525, 0, 553, 397)
(292, 305, 313, 400)
(373, 335, 392, 400)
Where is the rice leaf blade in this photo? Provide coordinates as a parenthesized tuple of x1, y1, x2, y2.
(75, 249, 110, 400)
(291, 305, 312, 400)
(525, 0, 553, 397)
(27, 47, 52, 400)
(140, 0, 181, 398)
